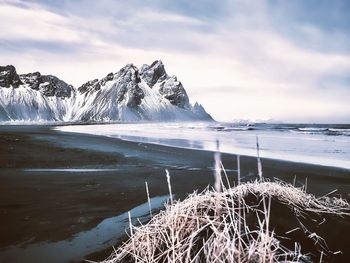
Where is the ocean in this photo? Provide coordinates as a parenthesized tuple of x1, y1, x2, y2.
(57, 122, 350, 170)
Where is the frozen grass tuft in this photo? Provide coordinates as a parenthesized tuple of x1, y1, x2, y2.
(100, 180, 350, 263)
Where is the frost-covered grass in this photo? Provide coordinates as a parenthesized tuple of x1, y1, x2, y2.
(100, 180, 349, 263)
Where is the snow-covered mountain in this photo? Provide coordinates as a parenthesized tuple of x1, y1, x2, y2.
(0, 65, 74, 122)
(0, 61, 212, 122)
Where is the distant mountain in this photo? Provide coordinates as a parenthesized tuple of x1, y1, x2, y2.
(0, 61, 213, 122)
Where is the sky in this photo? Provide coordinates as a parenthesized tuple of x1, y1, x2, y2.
(0, 0, 350, 123)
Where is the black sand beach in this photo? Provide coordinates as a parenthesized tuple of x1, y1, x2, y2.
(0, 125, 349, 263)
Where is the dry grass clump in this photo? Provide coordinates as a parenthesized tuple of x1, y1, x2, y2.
(100, 180, 350, 263)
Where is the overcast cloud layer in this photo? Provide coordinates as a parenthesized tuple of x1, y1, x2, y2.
(1, 0, 349, 122)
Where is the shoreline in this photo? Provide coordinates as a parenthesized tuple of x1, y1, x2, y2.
(0, 125, 349, 262)
(55, 122, 350, 170)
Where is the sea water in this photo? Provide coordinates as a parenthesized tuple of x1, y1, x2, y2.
(56, 122, 350, 170)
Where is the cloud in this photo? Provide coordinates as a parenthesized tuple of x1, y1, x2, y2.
(0, 0, 349, 123)
(0, 2, 81, 43)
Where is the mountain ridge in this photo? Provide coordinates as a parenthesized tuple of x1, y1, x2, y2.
(0, 61, 213, 122)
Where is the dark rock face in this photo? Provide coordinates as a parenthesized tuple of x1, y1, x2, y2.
(39, 75, 73, 97)
(140, 60, 191, 109)
(78, 72, 114, 94)
(78, 79, 101, 94)
(126, 84, 144, 107)
(20, 72, 42, 90)
(19, 73, 73, 98)
(140, 60, 168, 88)
(0, 66, 72, 98)
(115, 65, 144, 107)
(0, 65, 22, 88)
(159, 76, 190, 109)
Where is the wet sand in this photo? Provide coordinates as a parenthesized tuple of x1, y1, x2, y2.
(0, 125, 349, 262)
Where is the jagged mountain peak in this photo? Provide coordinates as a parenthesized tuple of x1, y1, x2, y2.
(0, 65, 22, 88)
(77, 60, 190, 109)
(0, 65, 73, 98)
(20, 72, 73, 98)
(78, 64, 140, 95)
(140, 60, 167, 88)
(158, 75, 190, 109)
(115, 64, 141, 85)
(0, 62, 213, 122)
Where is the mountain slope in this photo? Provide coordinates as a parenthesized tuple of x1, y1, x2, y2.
(0, 61, 213, 122)
(0, 65, 74, 121)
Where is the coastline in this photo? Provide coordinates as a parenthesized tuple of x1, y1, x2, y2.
(0, 125, 349, 262)
(55, 122, 350, 170)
